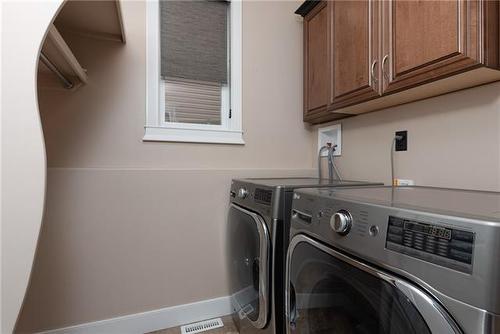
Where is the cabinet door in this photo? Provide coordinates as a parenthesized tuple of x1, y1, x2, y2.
(330, 0, 380, 109)
(303, 2, 329, 121)
(382, 0, 481, 94)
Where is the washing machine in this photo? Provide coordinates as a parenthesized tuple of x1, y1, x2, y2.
(287, 186, 500, 333)
(227, 178, 382, 334)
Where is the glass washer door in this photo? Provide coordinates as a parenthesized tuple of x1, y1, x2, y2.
(286, 234, 462, 334)
(227, 203, 270, 329)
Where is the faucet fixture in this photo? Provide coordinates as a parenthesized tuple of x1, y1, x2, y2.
(318, 143, 342, 181)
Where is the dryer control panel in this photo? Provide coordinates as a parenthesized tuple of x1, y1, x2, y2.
(386, 216, 474, 273)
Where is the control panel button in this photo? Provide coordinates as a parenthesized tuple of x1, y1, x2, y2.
(330, 210, 352, 236)
(388, 216, 404, 228)
(369, 225, 379, 237)
(387, 233, 403, 244)
(449, 249, 472, 264)
(452, 230, 474, 242)
(237, 188, 249, 199)
(388, 225, 403, 235)
(450, 240, 473, 252)
(424, 243, 436, 254)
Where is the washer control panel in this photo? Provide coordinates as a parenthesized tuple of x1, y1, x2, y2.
(386, 216, 474, 273)
(254, 188, 273, 205)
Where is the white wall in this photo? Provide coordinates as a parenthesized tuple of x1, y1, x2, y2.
(16, 1, 311, 332)
(1, 1, 62, 333)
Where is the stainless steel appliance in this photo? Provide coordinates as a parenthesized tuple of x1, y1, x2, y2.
(287, 186, 500, 334)
(227, 178, 382, 334)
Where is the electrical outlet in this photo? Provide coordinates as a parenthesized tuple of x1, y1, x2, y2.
(395, 130, 407, 151)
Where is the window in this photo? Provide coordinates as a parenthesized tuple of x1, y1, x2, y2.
(145, 0, 243, 144)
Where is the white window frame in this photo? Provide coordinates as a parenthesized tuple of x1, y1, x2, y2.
(144, 0, 244, 144)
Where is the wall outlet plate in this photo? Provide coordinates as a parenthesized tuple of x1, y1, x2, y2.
(318, 124, 342, 157)
(395, 130, 407, 151)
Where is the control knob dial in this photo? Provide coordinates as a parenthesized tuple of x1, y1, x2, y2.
(237, 188, 249, 199)
(330, 210, 352, 235)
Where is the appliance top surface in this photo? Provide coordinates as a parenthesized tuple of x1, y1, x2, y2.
(235, 177, 381, 190)
(297, 185, 500, 222)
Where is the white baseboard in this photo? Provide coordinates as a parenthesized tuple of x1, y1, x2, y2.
(38, 296, 232, 334)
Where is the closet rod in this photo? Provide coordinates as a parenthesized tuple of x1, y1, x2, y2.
(39, 52, 74, 89)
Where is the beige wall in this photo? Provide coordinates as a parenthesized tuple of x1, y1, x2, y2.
(17, 1, 312, 332)
(39, 1, 311, 169)
(16, 0, 500, 332)
(318, 82, 500, 191)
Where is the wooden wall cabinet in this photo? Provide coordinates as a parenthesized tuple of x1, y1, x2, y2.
(381, 0, 498, 95)
(330, 0, 380, 109)
(302, 2, 332, 123)
(297, 0, 500, 124)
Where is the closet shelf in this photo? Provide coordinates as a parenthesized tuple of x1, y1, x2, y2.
(37, 1, 126, 90)
(38, 24, 88, 90)
(54, 0, 126, 43)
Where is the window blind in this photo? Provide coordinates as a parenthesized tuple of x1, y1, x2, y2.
(160, 0, 229, 84)
(164, 79, 222, 125)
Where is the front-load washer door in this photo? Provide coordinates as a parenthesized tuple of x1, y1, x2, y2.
(285, 234, 463, 334)
(227, 203, 270, 329)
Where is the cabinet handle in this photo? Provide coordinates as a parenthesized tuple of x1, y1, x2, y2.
(371, 60, 378, 85)
(382, 54, 390, 81)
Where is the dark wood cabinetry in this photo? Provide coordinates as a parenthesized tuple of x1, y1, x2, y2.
(303, 2, 329, 122)
(330, 0, 380, 109)
(381, 0, 495, 94)
(297, 0, 500, 124)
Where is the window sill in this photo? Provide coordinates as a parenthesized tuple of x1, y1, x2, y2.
(143, 126, 245, 145)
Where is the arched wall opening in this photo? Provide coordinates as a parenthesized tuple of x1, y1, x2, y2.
(3, 1, 126, 332)
(2, 1, 64, 333)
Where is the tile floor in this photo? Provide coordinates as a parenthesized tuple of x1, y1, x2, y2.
(147, 315, 238, 334)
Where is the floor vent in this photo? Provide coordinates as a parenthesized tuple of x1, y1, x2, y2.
(180, 318, 224, 334)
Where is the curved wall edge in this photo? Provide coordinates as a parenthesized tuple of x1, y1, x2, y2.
(1, 1, 63, 333)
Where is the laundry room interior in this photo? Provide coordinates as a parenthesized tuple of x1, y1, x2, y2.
(2, 0, 500, 334)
